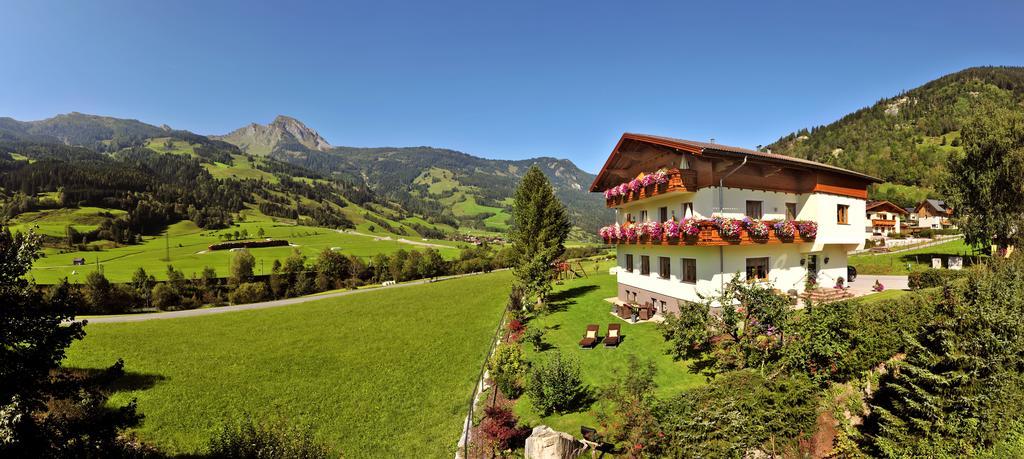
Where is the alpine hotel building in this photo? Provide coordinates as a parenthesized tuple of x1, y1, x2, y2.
(592, 133, 878, 314)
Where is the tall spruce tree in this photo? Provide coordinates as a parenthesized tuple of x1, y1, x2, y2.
(861, 258, 1024, 456)
(509, 166, 570, 305)
(944, 108, 1024, 252)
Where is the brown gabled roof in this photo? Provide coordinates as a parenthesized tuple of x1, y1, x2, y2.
(589, 133, 881, 191)
(866, 200, 909, 215)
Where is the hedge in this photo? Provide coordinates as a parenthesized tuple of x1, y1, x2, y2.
(908, 268, 968, 290)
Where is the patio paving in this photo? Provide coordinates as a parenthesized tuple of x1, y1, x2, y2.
(846, 274, 910, 297)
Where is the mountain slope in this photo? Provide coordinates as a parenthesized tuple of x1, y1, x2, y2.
(767, 66, 1024, 205)
(212, 115, 332, 156)
(216, 119, 612, 234)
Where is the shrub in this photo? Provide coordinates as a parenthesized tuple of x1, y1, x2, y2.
(844, 291, 937, 374)
(229, 282, 269, 305)
(506, 319, 525, 342)
(527, 351, 588, 415)
(598, 357, 661, 456)
(208, 415, 333, 458)
(489, 344, 527, 398)
(479, 405, 529, 454)
(656, 369, 818, 457)
(917, 228, 935, 239)
(908, 268, 968, 289)
(151, 283, 180, 310)
(523, 327, 545, 350)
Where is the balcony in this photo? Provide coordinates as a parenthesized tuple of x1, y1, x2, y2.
(602, 220, 816, 247)
(605, 168, 698, 207)
(871, 219, 896, 227)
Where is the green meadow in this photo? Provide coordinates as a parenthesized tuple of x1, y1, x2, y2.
(28, 219, 465, 284)
(849, 238, 981, 275)
(513, 261, 705, 432)
(64, 270, 511, 457)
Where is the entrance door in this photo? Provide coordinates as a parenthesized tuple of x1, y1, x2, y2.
(806, 254, 819, 285)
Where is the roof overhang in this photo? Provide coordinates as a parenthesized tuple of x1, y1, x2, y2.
(867, 200, 909, 215)
(589, 132, 881, 192)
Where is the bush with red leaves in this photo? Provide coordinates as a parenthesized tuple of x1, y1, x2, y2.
(507, 319, 526, 342)
(480, 405, 530, 453)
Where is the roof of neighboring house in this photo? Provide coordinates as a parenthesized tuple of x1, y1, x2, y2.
(590, 133, 881, 191)
(903, 207, 916, 214)
(866, 200, 909, 215)
(916, 199, 953, 215)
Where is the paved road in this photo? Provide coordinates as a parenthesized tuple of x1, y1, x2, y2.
(847, 274, 910, 296)
(83, 271, 497, 324)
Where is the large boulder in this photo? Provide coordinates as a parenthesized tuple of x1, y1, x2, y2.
(524, 425, 584, 459)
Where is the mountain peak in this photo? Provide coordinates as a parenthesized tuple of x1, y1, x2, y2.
(213, 115, 332, 155)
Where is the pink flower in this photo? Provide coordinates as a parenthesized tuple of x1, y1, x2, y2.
(743, 218, 770, 239)
(713, 217, 743, 239)
(796, 221, 818, 239)
(680, 218, 702, 237)
(664, 218, 680, 239)
(646, 221, 663, 240)
(772, 220, 796, 238)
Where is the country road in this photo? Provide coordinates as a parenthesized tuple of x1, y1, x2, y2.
(82, 270, 500, 324)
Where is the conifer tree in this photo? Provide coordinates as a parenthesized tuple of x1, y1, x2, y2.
(862, 258, 1024, 456)
(509, 166, 570, 306)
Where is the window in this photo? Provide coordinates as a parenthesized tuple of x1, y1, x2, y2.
(659, 207, 668, 223)
(625, 213, 632, 224)
(640, 256, 650, 275)
(837, 204, 849, 225)
(658, 257, 671, 279)
(746, 200, 763, 219)
(625, 254, 634, 272)
(786, 203, 797, 220)
(745, 257, 769, 281)
(639, 210, 648, 222)
(682, 202, 694, 219)
(680, 258, 696, 284)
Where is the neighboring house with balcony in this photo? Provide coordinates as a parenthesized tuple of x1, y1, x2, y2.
(865, 200, 908, 237)
(591, 133, 878, 314)
(914, 199, 955, 229)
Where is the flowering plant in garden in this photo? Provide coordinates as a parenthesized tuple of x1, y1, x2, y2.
(680, 218, 702, 238)
(743, 218, 770, 239)
(772, 220, 796, 238)
(795, 220, 818, 239)
(663, 218, 680, 239)
(712, 217, 743, 239)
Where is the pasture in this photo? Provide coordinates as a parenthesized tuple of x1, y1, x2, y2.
(849, 237, 981, 275)
(64, 270, 511, 457)
(29, 219, 465, 284)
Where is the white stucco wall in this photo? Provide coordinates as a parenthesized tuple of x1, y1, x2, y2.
(612, 186, 861, 304)
(616, 243, 850, 303)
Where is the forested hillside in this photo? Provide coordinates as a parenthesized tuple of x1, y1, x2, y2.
(0, 112, 610, 249)
(215, 116, 611, 234)
(768, 66, 1024, 206)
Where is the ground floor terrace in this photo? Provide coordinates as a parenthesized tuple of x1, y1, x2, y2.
(614, 243, 853, 314)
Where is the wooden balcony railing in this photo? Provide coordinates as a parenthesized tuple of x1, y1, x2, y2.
(605, 221, 815, 247)
(871, 219, 896, 227)
(605, 169, 698, 207)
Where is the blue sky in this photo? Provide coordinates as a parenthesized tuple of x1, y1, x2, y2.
(1, 1, 1022, 172)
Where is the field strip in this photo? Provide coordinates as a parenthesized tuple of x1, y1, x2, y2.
(82, 270, 502, 324)
(336, 229, 452, 249)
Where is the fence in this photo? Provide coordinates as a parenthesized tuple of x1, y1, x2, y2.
(458, 302, 510, 458)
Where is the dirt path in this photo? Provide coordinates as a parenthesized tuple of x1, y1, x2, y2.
(82, 271, 497, 324)
(336, 229, 453, 249)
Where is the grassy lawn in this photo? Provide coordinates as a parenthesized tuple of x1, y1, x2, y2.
(29, 220, 465, 284)
(513, 261, 705, 433)
(849, 238, 982, 275)
(64, 270, 511, 457)
(8, 206, 128, 237)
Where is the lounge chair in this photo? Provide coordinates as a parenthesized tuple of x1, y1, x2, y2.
(579, 324, 599, 348)
(604, 323, 621, 347)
